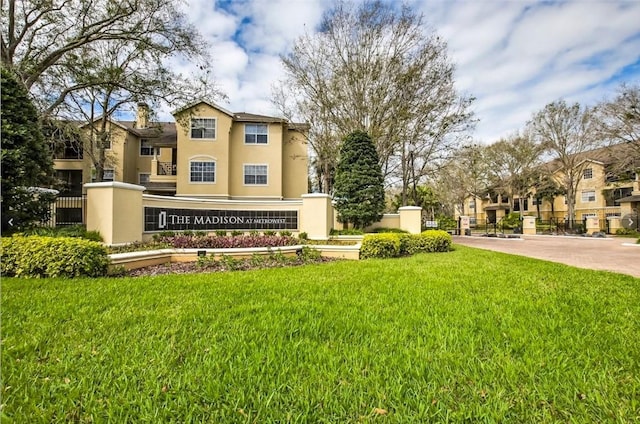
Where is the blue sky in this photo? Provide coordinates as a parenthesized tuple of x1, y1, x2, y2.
(164, 0, 640, 143)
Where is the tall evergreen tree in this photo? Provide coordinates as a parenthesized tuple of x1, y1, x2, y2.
(1, 68, 56, 232)
(333, 130, 385, 228)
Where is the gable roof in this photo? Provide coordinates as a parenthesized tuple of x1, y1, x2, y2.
(543, 143, 637, 173)
(172, 100, 235, 117)
(119, 121, 177, 147)
(171, 100, 308, 128)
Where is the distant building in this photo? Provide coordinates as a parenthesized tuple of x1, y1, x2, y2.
(459, 143, 639, 225)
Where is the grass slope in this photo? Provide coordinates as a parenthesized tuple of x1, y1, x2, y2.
(2, 246, 639, 423)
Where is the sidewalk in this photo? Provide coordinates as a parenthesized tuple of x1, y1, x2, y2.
(453, 235, 640, 278)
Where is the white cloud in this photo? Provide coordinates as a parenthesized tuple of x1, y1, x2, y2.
(157, 0, 640, 144)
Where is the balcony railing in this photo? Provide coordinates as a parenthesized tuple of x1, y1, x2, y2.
(157, 162, 177, 176)
(53, 147, 83, 160)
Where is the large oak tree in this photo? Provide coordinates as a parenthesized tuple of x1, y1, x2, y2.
(529, 100, 602, 225)
(275, 0, 474, 197)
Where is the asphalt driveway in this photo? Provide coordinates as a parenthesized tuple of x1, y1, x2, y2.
(453, 235, 640, 278)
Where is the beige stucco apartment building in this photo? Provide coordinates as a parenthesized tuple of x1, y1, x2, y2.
(459, 144, 639, 226)
(53, 101, 309, 201)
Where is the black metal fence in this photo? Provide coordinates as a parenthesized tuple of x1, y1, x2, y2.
(44, 196, 87, 227)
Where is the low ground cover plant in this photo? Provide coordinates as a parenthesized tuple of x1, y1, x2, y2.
(2, 246, 638, 422)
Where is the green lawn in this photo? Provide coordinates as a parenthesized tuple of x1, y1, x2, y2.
(2, 245, 639, 423)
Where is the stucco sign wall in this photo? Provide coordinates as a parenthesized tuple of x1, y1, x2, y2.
(144, 207, 298, 231)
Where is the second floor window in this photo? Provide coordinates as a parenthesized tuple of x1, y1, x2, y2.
(244, 164, 268, 185)
(56, 170, 83, 196)
(581, 190, 596, 202)
(190, 161, 216, 182)
(140, 139, 154, 156)
(191, 118, 216, 139)
(583, 168, 593, 179)
(245, 124, 268, 144)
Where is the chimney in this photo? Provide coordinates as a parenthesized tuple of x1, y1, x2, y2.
(136, 102, 149, 129)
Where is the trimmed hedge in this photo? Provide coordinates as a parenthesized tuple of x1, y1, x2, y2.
(360, 230, 452, 259)
(1, 235, 109, 278)
(360, 233, 401, 259)
(407, 230, 452, 254)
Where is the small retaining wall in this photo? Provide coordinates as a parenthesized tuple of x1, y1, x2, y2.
(110, 244, 361, 271)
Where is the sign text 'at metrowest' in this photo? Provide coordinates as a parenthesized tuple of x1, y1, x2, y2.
(144, 207, 298, 232)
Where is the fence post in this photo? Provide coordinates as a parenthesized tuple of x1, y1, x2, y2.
(301, 194, 333, 240)
(522, 216, 536, 235)
(398, 206, 422, 234)
(85, 182, 145, 245)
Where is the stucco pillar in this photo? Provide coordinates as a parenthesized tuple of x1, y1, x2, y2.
(301, 194, 333, 240)
(399, 206, 422, 234)
(607, 217, 621, 234)
(585, 217, 601, 235)
(86, 182, 145, 245)
(522, 216, 536, 235)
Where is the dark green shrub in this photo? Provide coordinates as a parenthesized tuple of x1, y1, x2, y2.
(407, 230, 452, 254)
(501, 213, 522, 229)
(263, 230, 276, 236)
(231, 230, 243, 237)
(298, 232, 308, 241)
(435, 215, 457, 231)
(279, 230, 292, 237)
(360, 234, 401, 259)
(1, 235, 109, 278)
(215, 230, 227, 237)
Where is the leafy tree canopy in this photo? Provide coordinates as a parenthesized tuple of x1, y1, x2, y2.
(1, 67, 56, 232)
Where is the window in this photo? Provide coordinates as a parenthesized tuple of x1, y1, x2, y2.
(244, 164, 268, 185)
(56, 170, 83, 196)
(94, 133, 111, 150)
(513, 198, 529, 211)
(583, 168, 593, 179)
(469, 200, 476, 209)
(245, 124, 268, 144)
(190, 161, 216, 182)
(140, 139, 154, 156)
(581, 213, 597, 219)
(191, 118, 216, 139)
(581, 190, 596, 202)
(139, 173, 150, 185)
(103, 169, 114, 181)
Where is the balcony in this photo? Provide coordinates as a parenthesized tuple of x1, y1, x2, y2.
(157, 162, 177, 176)
(53, 146, 83, 160)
